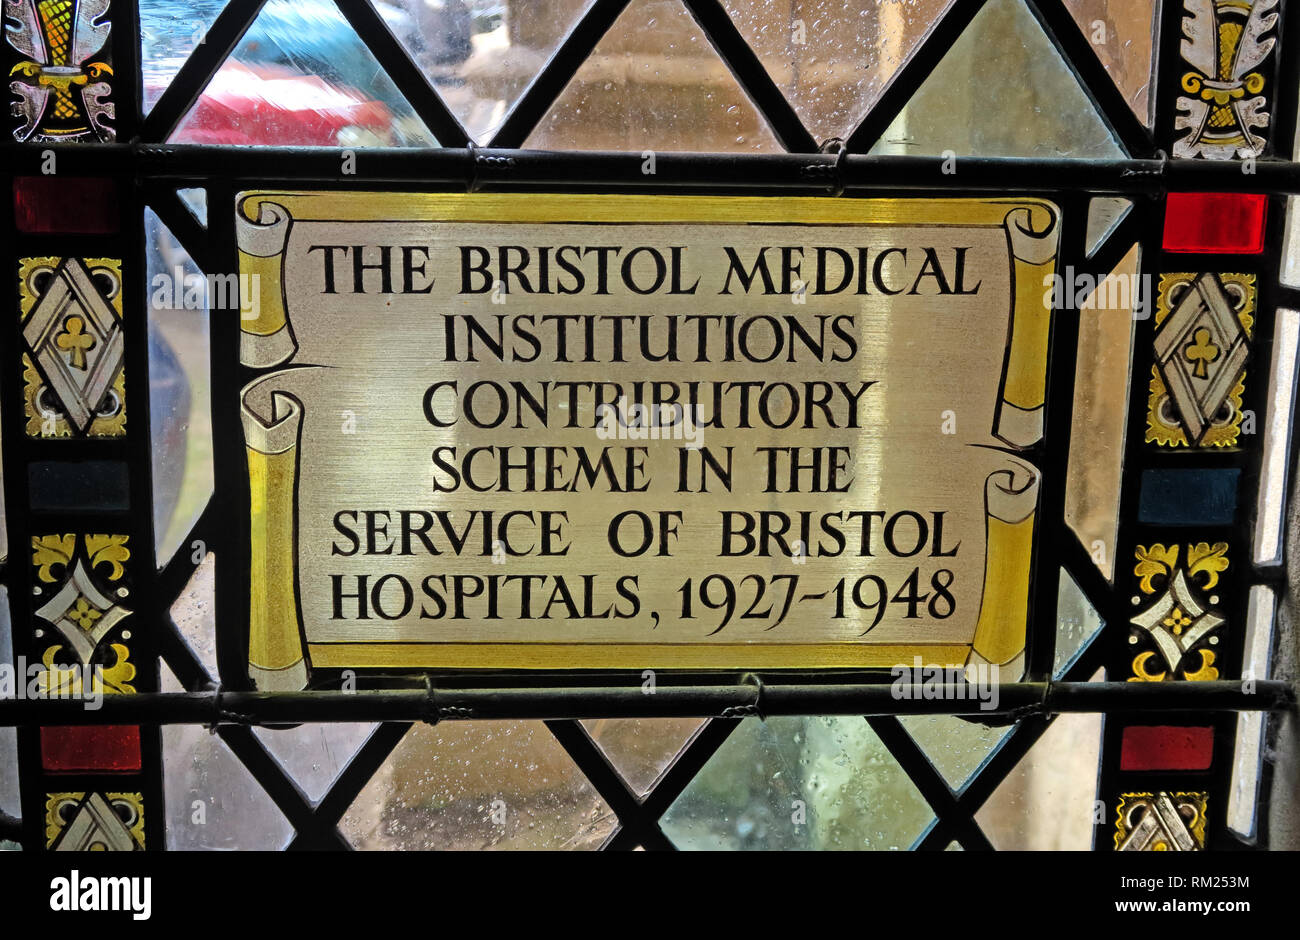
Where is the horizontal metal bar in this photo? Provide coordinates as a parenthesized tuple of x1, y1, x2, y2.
(0, 680, 1290, 726)
(3, 145, 1300, 193)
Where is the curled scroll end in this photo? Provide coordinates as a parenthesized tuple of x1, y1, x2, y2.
(240, 324, 297, 370)
(1004, 204, 1060, 266)
(985, 459, 1040, 524)
(965, 646, 1026, 680)
(241, 387, 304, 455)
(236, 196, 292, 258)
(994, 401, 1044, 449)
(249, 658, 308, 692)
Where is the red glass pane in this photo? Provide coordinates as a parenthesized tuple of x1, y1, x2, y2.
(40, 725, 142, 773)
(1163, 192, 1267, 253)
(13, 177, 119, 234)
(1119, 725, 1214, 771)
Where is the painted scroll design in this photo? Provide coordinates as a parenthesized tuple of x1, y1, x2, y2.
(235, 194, 1055, 680)
(5, 0, 114, 142)
(994, 204, 1058, 449)
(1174, 0, 1278, 159)
(237, 197, 308, 689)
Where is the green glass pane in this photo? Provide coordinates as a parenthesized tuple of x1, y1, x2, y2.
(170, 0, 437, 147)
(870, 0, 1125, 158)
(340, 720, 616, 850)
(899, 715, 1011, 791)
(1055, 568, 1104, 678)
(662, 717, 934, 850)
(146, 208, 213, 567)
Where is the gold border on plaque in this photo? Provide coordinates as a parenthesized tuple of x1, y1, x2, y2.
(235, 193, 1058, 683)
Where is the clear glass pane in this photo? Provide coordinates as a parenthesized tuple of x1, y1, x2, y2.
(1063, 0, 1158, 124)
(1084, 196, 1133, 257)
(375, 0, 594, 143)
(1064, 244, 1138, 580)
(170, 550, 217, 679)
(1254, 308, 1299, 566)
(253, 723, 377, 805)
(163, 720, 295, 849)
(1228, 586, 1276, 838)
(170, 0, 437, 147)
(661, 717, 934, 850)
(340, 720, 616, 850)
(525, 0, 781, 153)
(975, 677, 1103, 850)
(721, 0, 955, 143)
(581, 718, 704, 795)
(0, 587, 18, 820)
(870, 0, 1125, 158)
(1054, 568, 1104, 678)
(177, 187, 208, 227)
(899, 715, 1011, 791)
(147, 208, 213, 567)
(139, 0, 228, 113)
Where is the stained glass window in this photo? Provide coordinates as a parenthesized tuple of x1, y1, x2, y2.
(0, 0, 1295, 874)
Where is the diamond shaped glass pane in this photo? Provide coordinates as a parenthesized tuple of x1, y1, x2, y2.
(140, 0, 228, 113)
(341, 720, 616, 850)
(581, 718, 704, 795)
(662, 717, 934, 850)
(163, 705, 294, 850)
(722, 0, 955, 143)
(1063, 0, 1158, 125)
(975, 677, 1103, 850)
(525, 0, 781, 152)
(147, 208, 213, 567)
(870, 0, 1124, 158)
(170, 0, 437, 147)
(899, 715, 1012, 791)
(374, 0, 595, 143)
(253, 724, 376, 805)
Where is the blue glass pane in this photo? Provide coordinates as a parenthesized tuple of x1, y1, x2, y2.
(1138, 468, 1240, 525)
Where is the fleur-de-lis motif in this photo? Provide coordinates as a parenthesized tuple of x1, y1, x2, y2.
(55, 315, 96, 369)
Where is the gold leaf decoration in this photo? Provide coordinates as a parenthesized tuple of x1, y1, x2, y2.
(1186, 541, 1230, 589)
(1134, 544, 1178, 595)
(31, 534, 75, 583)
(86, 534, 129, 581)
